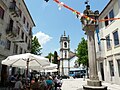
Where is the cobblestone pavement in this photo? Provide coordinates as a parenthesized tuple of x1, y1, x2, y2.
(61, 78, 120, 90)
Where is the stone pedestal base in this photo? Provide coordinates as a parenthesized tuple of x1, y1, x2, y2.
(83, 85, 107, 90)
(83, 80, 107, 90)
(87, 80, 101, 86)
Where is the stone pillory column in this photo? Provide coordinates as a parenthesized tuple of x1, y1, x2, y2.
(81, 5, 107, 90)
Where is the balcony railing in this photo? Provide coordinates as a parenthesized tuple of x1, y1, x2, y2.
(9, 2, 20, 17)
(6, 24, 18, 37)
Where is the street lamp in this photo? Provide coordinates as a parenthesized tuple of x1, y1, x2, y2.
(81, 5, 107, 90)
(100, 38, 112, 41)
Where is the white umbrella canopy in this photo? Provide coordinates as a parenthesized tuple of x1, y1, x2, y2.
(2, 53, 50, 70)
(43, 63, 57, 70)
(44, 69, 58, 72)
(35, 63, 57, 72)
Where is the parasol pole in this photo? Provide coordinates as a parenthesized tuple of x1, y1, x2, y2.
(26, 59, 29, 89)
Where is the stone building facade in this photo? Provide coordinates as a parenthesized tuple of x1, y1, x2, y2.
(0, 0, 35, 82)
(95, 0, 120, 85)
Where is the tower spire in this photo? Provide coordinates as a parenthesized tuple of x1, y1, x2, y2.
(64, 31, 66, 36)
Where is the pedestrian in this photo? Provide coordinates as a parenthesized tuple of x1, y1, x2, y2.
(30, 78, 40, 90)
(53, 76, 58, 90)
(46, 76, 54, 90)
(83, 72, 85, 81)
(56, 76, 62, 90)
(39, 77, 47, 90)
(14, 75, 23, 90)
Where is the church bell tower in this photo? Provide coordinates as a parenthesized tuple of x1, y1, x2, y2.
(60, 31, 70, 75)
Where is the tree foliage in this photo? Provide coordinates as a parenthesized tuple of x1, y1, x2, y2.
(45, 52, 54, 62)
(31, 36, 42, 55)
(53, 51, 58, 64)
(76, 37, 88, 66)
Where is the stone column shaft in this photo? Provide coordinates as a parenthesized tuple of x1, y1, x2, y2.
(86, 30, 98, 80)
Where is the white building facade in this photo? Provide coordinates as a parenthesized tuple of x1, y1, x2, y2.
(95, 0, 120, 85)
(59, 31, 78, 76)
(0, 0, 35, 82)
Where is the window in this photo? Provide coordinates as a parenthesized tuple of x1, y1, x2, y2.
(27, 22, 29, 28)
(20, 47, 23, 54)
(25, 35, 27, 43)
(113, 31, 119, 46)
(117, 60, 120, 77)
(28, 40, 31, 50)
(24, 50, 26, 53)
(104, 16, 109, 26)
(106, 35, 111, 49)
(5, 40, 11, 50)
(19, 9, 22, 17)
(13, 44, 18, 54)
(0, 6, 5, 19)
(9, 19, 14, 30)
(109, 61, 114, 76)
(65, 51, 67, 58)
(23, 16, 26, 24)
(64, 42, 67, 48)
(109, 9, 114, 22)
(29, 27, 32, 36)
(17, 26, 20, 35)
(21, 31, 24, 40)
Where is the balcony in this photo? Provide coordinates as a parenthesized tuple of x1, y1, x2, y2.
(9, 2, 20, 17)
(6, 24, 18, 38)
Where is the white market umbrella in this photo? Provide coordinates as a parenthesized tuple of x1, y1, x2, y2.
(44, 69, 58, 72)
(2, 53, 50, 70)
(35, 63, 57, 72)
(43, 63, 57, 70)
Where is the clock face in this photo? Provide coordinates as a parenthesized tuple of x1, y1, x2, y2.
(64, 42, 67, 48)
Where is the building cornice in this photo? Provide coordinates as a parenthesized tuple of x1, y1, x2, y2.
(99, 0, 112, 16)
(22, 0, 35, 27)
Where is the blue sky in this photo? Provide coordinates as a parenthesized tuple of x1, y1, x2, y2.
(25, 0, 109, 56)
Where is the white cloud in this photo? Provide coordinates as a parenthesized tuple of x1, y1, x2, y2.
(33, 31, 52, 46)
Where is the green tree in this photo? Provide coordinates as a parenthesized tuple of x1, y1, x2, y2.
(31, 36, 42, 55)
(76, 37, 88, 67)
(53, 51, 58, 64)
(45, 52, 54, 62)
(53, 51, 60, 75)
(77, 37, 89, 78)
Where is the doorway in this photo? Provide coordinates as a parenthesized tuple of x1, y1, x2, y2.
(100, 62, 104, 81)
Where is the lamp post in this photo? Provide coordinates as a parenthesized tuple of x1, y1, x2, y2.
(81, 5, 107, 90)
